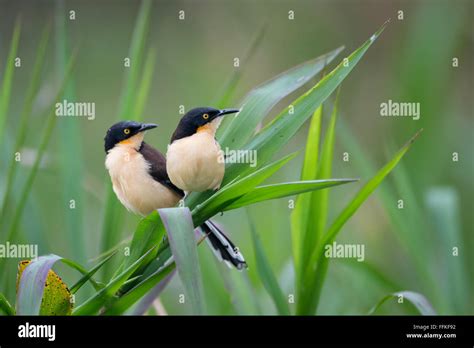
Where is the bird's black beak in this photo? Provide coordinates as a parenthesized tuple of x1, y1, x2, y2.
(217, 108, 240, 117)
(138, 123, 158, 132)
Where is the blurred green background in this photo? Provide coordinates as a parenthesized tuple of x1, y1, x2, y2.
(0, 0, 472, 315)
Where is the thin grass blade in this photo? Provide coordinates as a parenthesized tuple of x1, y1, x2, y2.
(224, 179, 357, 211)
(0, 18, 21, 147)
(368, 291, 436, 315)
(69, 251, 117, 294)
(0, 23, 50, 224)
(248, 212, 290, 315)
(0, 292, 15, 315)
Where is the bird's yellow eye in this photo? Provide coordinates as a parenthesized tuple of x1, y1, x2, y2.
(203, 113, 209, 120)
(124, 128, 130, 135)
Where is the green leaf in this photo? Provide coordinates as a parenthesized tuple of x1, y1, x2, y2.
(0, 23, 50, 226)
(4, 51, 77, 243)
(291, 105, 323, 285)
(248, 212, 290, 315)
(297, 89, 340, 294)
(297, 129, 423, 315)
(69, 251, 117, 294)
(0, 18, 21, 147)
(224, 179, 357, 211)
(301, 106, 323, 181)
(219, 46, 343, 151)
(159, 207, 205, 315)
(225, 22, 387, 183)
(123, 211, 166, 270)
(103, 263, 175, 315)
(369, 291, 436, 315)
(0, 292, 15, 315)
(309, 90, 339, 242)
(73, 246, 156, 315)
(192, 152, 297, 224)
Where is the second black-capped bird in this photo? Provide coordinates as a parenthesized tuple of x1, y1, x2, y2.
(104, 120, 247, 270)
(166, 107, 240, 192)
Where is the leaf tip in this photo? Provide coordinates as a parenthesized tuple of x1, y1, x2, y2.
(370, 19, 391, 43)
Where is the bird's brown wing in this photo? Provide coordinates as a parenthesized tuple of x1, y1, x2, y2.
(139, 142, 185, 198)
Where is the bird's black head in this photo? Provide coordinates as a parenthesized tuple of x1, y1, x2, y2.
(171, 107, 239, 143)
(104, 121, 157, 153)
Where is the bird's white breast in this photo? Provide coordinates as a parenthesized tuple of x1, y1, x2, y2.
(166, 131, 225, 192)
(105, 145, 181, 216)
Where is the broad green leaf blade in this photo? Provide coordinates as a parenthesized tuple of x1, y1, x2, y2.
(0, 292, 15, 315)
(298, 128, 423, 315)
(159, 207, 205, 315)
(224, 179, 357, 211)
(225, 22, 387, 183)
(310, 89, 339, 240)
(249, 213, 290, 315)
(192, 152, 297, 224)
(0, 18, 21, 147)
(73, 246, 156, 315)
(123, 211, 166, 270)
(299, 90, 340, 288)
(291, 105, 323, 285)
(16, 255, 72, 315)
(369, 291, 436, 315)
(301, 105, 323, 181)
(69, 251, 117, 294)
(219, 46, 343, 150)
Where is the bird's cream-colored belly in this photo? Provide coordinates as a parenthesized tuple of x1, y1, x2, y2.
(105, 146, 181, 216)
(167, 132, 224, 192)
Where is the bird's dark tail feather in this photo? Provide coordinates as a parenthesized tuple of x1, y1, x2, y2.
(200, 220, 247, 270)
